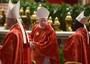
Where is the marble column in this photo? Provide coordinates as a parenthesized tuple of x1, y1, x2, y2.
(82, 0, 86, 5)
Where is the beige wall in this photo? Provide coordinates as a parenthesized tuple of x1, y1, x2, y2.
(82, 0, 86, 5)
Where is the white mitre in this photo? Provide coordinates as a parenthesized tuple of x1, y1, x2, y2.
(76, 11, 90, 24)
(6, 0, 20, 18)
(11, 0, 20, 19)
(36, 7, 49, 19)
(76, 11, 86, 22)
(6, 0, 14, 18)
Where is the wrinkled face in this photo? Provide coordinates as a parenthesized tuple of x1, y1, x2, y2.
(6, 18, 17, 29)
(39, 18, 47, 28)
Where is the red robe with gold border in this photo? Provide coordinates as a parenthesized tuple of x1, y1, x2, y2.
(29, 24, 60, 64)
(63, 27, 89, 64)
(0, 24, 31, 64)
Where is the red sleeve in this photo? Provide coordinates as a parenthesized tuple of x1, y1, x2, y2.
(0, 33, 17, 64)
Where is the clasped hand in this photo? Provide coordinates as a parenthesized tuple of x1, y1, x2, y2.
(29, 41, 33, 48)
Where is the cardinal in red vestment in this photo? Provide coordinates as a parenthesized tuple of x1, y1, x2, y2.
(63, 11, 90, 64)
(0, 0, 31, 64)
(29, 7, 60, 64)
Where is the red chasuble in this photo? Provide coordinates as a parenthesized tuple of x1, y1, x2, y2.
(63, 28, 89, 64)
(29, 24, 60, 64)
(0, 24, 31, 64)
